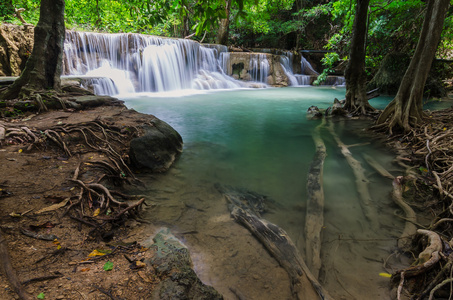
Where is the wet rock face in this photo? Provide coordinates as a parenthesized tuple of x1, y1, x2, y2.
(129, 119, 183, 173)
(145, 229, 223, 300)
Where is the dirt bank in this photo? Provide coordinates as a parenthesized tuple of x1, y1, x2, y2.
(0, 99, 197, 300)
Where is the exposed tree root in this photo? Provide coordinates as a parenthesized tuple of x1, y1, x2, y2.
(0, 118, 145, 235)
(391, 176, 417, 252)
(0, 230, 32, 300)
(370, 106, 453, 298)
(305, 118, 327, 279)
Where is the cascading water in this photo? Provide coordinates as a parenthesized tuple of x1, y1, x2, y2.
(249, 54, 270, 83)
(63, 31, 332, 95)
(278, 51, 315, 86)
(63, 31, 244, 96)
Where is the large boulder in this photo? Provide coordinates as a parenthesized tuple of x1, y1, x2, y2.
(129, 118, 183, 172)
(144, 228, 223, 300)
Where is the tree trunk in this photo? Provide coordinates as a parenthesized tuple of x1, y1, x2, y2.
(344, 0, 374, 115)
(0, 0, 65, 100)
(376, 0, 450, 133)
(216, 0, 232, 45)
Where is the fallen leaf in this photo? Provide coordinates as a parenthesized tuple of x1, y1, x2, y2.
(103, 261, 114, 271)
(379, 272, 392, 278)
(88, 249, 111, 257)
(129, 260, 146, 269)
(93, 208, 100, 217)
(80, 268, 90, 272)
(53, 239, 61, 250)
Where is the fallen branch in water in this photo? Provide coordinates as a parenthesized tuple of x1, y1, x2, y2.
(363, 153, 394, 180)
(305, 118, 327, 279)
(221, 187, 333, 300)
(327, 120, 378, 230)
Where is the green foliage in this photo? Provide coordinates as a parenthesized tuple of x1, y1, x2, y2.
(4, 0, 452, 84)
(0, 0, 14, 21)
(313, 52, 340, 85)
(103, 261, 114, 271)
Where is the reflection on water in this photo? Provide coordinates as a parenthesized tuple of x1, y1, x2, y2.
(121, 87, 411, 299)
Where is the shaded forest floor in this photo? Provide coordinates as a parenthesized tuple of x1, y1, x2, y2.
(0, 104, 163, 300)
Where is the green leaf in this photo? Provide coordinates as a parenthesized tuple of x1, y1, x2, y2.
(103, 261, 114, 271)
(419, 167, 428, 173)
(37, 292, 45, 299)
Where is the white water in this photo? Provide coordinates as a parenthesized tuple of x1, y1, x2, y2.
(249, 53, 270, 83)
(63, 31, 333, 94)
(63, 31, 246, 95)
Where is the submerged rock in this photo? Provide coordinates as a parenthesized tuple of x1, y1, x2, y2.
(306, 105, 323, 119)
(130, 118, 183, 173)
(144, 228, 223, 300)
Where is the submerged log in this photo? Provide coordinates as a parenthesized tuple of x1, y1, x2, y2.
(327, 121, 379, 230)
(219, 186, 333, 300)
(305, 118, 327, 279)
(363, 153, 394, 180)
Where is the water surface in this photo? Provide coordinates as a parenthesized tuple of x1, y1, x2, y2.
(122, 87, 406, 299)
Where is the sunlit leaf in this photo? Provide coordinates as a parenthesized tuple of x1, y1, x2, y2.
(103, 261, 114, 271)
(93, 208, 101, 217)
(88, 249, 111, 257)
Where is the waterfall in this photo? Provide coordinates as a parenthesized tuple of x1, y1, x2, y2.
(279, 52, 312, 86)
(249, 54, 270, 83)
(63, 31, 244, 96)
(63, 31, 332, 95)
(301, 56, 319, 76)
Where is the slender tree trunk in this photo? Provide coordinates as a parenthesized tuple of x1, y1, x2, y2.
(344, 0, 374, 115)
(0, 0, 65, 100)
(216, 0, 232, 45)
(376, 0, 450, 133)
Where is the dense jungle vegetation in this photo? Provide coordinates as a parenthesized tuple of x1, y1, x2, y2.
(1, 0, 453, 79)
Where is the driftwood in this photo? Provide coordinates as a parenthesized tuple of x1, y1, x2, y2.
(0, 231, 32, 300)
(221, 188, 333, 300)
(391, 176, 417, 251)
(305, 118, 327, 279)
(327, 121, 378, 230)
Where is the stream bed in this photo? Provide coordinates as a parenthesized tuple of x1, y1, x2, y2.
(121, 86, 410, 299)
